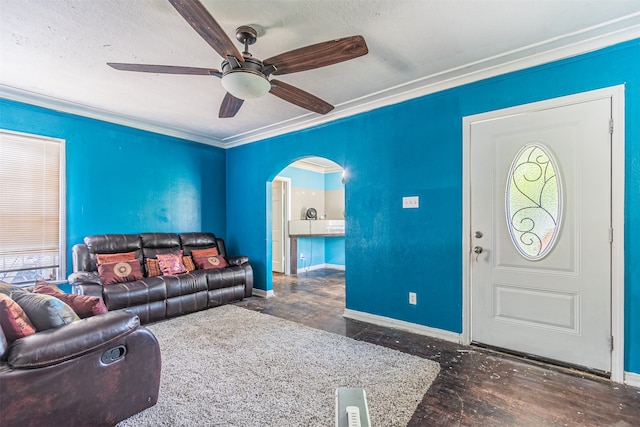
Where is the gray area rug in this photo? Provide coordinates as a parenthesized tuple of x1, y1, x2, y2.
(118, 305, 440, 427)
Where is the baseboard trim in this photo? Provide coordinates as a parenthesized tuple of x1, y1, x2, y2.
(251, 288, 274, 298)
(297, 263, 345, 273)
(343, 309, 462, 344)
(624, 371, 640, 388)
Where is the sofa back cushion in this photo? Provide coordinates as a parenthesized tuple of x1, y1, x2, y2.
(140, 233, 182, 259)
(179, 232, 222, 256)
(84, 234, 143, 272)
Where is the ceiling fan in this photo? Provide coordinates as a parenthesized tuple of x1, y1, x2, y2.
(107, 0, 368, 118)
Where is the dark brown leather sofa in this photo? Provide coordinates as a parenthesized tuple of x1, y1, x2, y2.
(69, 232, 253, 323)
(0, 310, 161, 427)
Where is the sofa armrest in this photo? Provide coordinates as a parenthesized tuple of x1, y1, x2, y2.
(68, 271, 101, 285)
(68, 271, 103, 297)
(8, 311, 139, 368)
(225, 255, 249, 266)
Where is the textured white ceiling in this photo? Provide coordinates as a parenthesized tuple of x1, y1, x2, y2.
(1, 0, 639, 147)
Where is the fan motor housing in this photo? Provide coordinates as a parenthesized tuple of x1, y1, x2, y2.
(221, 57, 265, 75)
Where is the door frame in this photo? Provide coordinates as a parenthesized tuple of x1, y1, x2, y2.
(272, 177, 292, 274)
(461, 85, 625, 382)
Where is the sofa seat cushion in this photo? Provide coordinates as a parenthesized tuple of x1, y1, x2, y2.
(203, 266, 247, 290)
(102, 278, 167, 311)
(163, 272, 208, 298)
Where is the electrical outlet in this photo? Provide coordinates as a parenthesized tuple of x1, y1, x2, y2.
(409, 292, 417, 305)
(300, 253, 305, 260)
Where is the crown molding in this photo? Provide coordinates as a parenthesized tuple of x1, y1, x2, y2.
(0, 85, 226, 148)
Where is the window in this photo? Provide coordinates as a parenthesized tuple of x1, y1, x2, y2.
(0, 130, 65, 285)
(505, 144, 562, 260)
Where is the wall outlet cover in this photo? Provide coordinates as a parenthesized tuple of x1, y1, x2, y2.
(409, 292, 417, 305)
(402, 196, 419, 209)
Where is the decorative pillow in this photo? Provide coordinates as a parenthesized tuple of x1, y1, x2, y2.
(96, 251, 136, 265)
(191, 247, 219, 258)
(33, 282, 107, 318)
(10, 290, 79, 331)
(156, 252, 187, 275)
(194, 255, 229, 270)
(182, 255, 196, 273)
(0, 293, 36, 341)
(145, 258, 163, 277)
(98, 259, 143, 285)
(0, 281, 15, 296)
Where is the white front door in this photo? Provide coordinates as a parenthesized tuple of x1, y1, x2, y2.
(272, 180, 285, 273)
(470, 97, 612, 372)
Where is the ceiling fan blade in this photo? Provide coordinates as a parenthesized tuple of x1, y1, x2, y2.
(107, 63, 221, 77)
(263, 35, 368, 75)
(269, 80, 334, 115)
(219, 92, 244, 118)
(168, 0, 243, 61)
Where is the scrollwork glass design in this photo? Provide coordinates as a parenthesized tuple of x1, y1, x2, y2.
(506, 144, 562, 260)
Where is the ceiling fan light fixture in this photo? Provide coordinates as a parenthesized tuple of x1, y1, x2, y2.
(221, 70, 271, 99)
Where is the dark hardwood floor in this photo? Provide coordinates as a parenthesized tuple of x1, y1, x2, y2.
(235, 268, 640, 426)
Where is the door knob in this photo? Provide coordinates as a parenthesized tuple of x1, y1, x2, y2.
(473, 246, 483, 261)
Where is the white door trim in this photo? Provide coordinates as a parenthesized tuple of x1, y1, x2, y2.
(274, 177, 292, 274)
(462, 85, 625, 382)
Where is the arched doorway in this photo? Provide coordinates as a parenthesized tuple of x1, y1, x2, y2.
(270, 156, 345, 280)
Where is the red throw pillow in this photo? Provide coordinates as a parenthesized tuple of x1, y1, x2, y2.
(191, 247, 219, 258)
(194, 255, 229, 270)
(33, 282, 107, 318)
(145, 258, 163, 277)
(98, 260, 143, 285)
(182, 255, 196, 273)
(0, 294, 36, 341)
(96, 251, 136, 265)
(157, 252, 187, 275)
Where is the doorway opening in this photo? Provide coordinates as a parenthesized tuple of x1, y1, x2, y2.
(270, 156, 346, 298)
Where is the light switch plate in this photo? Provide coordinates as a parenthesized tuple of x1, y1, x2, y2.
(402, 196, 419, 209)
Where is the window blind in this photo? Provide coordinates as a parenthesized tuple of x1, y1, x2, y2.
(0, 131, 63, 284)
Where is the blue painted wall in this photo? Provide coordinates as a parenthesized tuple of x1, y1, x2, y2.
(0, 100, 227, 277)
(325, 171, 344, 190)
(278, 165, 325, 189)
(226, 39, 640, 373)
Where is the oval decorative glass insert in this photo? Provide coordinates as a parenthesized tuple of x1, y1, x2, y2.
(505, 144, 562, 260)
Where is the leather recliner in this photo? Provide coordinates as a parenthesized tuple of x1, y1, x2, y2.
(0, 310, 161, 427)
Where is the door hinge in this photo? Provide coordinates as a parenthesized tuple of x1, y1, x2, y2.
(609, 228, 614, 243)
(609, 118, 614, 134)
(611, 336, 614, 352)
